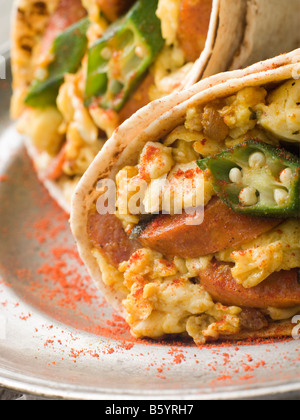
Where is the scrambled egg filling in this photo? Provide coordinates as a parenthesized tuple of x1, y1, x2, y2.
(17, 0, 200, 192)
(103, 80, 300, 344)
(257, 79, 300, 143)
(119, 248, 241, 344)
(217, 220, 300, 289)
(116, 141, 215, 232)
(156, 0, 181, 46)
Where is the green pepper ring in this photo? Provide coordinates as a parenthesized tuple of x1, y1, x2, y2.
(197, 139, 300, 219)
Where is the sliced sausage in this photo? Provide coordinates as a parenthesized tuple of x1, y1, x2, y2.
(178, 0, 213, 62)
(119, 73, 155, 124)
(138, 197, 281, 259)
(199, 262, 300, 309)
(97, 0, 135, 22)
(40, 0, 87, 56)
(87, 212, 139, 268)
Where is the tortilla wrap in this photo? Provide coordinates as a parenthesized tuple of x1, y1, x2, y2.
(70, 49, 300, 344)
(11, 0, 300, 214)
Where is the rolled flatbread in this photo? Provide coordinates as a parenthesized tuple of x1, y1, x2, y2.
(11, 0, 300, 213)
(71, 49, 300, 344)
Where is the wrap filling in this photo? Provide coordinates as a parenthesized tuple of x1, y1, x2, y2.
(88, 78, 300, 344)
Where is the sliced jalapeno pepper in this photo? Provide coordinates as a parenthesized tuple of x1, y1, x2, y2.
(84, 0, 164, 111)
(25, 18, 89, 108)
(197, 140, 300, 218)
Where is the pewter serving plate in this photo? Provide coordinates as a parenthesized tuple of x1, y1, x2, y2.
(0, 58, 300, 400)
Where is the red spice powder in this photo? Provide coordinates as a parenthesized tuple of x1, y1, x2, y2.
(217, 375, 232, 381)
(168, 347, 186, 364)
(19, 312, 32, 321)
(0, 158, 298, 384)
(173, 167, 201, 180)
(139, 145, 160, 180)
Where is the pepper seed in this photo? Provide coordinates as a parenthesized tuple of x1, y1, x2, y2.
(239, 187, 259, 206)
(229, 168, 243, 184)
(274, 189, 289, 206)
(249, 152, 266, 169)
(280, 168, 293, 185)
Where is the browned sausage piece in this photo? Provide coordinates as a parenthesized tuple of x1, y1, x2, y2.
(178, 0, 213, 62)
(199, 262, 300, 309)
(97, 0, 135, 22)
(40, 0, 87, 56)
(118, 73, 155, 125)
(138, 197, 281, 259)
(87, 212, 139, 268)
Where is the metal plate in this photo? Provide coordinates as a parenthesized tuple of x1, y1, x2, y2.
(1, 60, 300, 400)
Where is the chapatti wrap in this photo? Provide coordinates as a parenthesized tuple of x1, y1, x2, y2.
(71, 49, 300, 344)
(11, 0, 300, 212)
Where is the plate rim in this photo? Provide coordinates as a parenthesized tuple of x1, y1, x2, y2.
(1, 370, 300, 400)
(0, 43, 10, 59)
